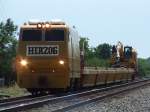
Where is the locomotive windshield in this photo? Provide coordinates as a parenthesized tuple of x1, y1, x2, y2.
(45, 29, 64, 41)
(22, 29, 42, 41)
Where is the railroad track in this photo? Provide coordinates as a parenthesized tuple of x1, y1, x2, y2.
(0, 79, 150, 112)
(0, 95, 32, 104)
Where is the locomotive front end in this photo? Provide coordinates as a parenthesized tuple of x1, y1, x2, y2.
(16, 21, 70, 93)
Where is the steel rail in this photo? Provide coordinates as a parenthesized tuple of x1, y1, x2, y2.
(0, 95, 32, 104)
(0, 79, 149, 112)
(52, 79, 150, 112)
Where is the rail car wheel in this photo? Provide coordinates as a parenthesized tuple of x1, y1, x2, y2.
(27, 89, 38, 96)
(31, 91, 38, 96)
(69, 78, 80, 91)
(74, 78, 81, 90)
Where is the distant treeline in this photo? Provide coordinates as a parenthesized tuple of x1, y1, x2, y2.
(79, 38, 112, 67)
(80, 38, 150, 77)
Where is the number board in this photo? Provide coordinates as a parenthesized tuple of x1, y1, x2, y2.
(26, 45, 59, 56)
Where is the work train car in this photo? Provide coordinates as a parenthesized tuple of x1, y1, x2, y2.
(16, 20, 136, 94)
(82, 67, 134, 87)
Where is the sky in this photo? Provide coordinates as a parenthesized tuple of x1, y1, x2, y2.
(0, 0, 150, 58)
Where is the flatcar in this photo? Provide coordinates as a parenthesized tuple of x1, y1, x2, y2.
(16, 20, 137, 94)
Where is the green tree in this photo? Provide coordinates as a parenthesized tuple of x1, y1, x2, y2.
(79, 37, 89, 51)
(138, 58, 150, 77)
(79, 37, 90, 59)
(86, 57, 110, 67)
(79, 38, 112, 67)
(86, 47, 95, 59)
(0, 18, 18, 85)
(95, 43, 112, 59)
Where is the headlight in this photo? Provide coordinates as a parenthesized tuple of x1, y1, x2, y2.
(20, 59, 28, 66)
(37, 23, 42, 28)
(59, 60, 64, 65)
(45, 23, 50, 28)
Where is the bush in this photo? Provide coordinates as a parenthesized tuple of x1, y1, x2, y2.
(138, 58, 150, 77)
(85, 57, 110, 67)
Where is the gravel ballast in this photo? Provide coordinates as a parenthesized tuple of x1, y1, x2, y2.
(24, 85, 150, 112)
(68, 85, 150, 112)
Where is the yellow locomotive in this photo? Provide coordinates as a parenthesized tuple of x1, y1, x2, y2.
(16, 20, 80, 94)
(16, 20, 137, 94)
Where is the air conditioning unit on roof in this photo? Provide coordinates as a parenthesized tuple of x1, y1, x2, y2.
(50, 19, 65, 25)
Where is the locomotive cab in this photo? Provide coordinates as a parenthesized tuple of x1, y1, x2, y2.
(16, 21, 80, 94)
(124, 46, 132, 59)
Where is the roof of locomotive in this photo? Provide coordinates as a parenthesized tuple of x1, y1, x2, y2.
(20, 20, 69, 29)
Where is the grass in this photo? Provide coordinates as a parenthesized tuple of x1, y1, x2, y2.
(0, 84, 29, 98)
